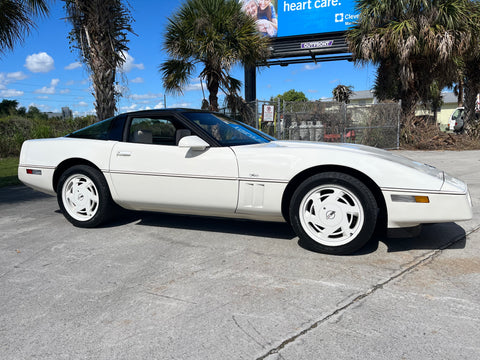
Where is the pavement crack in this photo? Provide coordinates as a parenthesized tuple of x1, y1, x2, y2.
(232, 315, 265, 348)
(144, 291, 197, 304)
(256, 225, 480, 360)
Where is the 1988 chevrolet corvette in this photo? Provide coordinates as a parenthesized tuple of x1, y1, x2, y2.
(18, 109, 473, 254)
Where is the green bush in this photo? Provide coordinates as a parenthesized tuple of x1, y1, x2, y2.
(0, 115, 96, 157)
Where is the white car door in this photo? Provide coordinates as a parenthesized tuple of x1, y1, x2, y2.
(108, 115, 238, 214)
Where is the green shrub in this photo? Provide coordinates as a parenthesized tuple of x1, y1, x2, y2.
(0, 115, 96, 157)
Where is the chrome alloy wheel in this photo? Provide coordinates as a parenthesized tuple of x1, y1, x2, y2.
(299, 184, 364, 247)
(62, 174, 99, 221)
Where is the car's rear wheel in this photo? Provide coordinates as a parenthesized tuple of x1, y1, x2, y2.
(289, 172, 378, 255)
(57, 165, 113, 228)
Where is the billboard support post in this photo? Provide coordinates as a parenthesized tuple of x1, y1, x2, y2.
(244, 65, 256, 102)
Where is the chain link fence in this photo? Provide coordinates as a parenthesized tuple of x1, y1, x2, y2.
(221, 100, 401, 149)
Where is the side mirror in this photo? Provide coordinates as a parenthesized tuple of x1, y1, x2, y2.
(178, 135, 210, 151)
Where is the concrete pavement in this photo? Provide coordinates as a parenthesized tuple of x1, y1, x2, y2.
(0, 150, 479, 359)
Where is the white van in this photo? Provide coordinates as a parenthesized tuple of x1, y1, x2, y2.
(448, 107, 464, 132)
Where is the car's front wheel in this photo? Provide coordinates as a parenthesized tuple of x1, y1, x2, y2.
(57, 165, 113, 228)
(289, 172, 378, 255)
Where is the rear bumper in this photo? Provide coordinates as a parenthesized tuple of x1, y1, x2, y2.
(18, 165, 56, 196)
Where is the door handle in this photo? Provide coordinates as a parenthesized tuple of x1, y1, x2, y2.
(116, 151, 131, 157)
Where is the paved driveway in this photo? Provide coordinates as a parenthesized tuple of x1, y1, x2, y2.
(1, 150, 479, 359)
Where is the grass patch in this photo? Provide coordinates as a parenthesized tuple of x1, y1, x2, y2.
(0, 157, 21, 188)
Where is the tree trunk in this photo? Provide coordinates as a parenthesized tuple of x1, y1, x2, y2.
(91, 54, 117, 121)
(464, 60, 480, 138)
(399, 90, 418, 144)
(457, 77, 464, 107)
(207, 76, 219, 112)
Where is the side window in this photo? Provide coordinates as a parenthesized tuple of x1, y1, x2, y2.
(129, 117, 177, 145)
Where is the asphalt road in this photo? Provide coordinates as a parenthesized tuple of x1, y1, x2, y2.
(1, 150, 479, 360)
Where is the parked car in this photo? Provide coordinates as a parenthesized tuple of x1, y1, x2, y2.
(448, 107, 465, 132)
(18, 109, 473, 254)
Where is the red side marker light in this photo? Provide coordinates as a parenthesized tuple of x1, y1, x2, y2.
(26, 169, 42, 175)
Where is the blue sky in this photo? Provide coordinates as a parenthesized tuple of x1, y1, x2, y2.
(0, 0, 376, 116)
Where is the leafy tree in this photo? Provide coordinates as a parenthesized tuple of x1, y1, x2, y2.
(63, 0, 134, 120)
(0, 99, 19, 115)
(17, 106, 26, 116)
(272, 89, 308, 102)
(348, 0, 472, 122)
(27, 105, 45, 119)
(0, 0, 49, 56)
(160, 0, 269, 111)
(332, 85, 353, 104)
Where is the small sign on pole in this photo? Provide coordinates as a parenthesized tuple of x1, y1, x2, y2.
(262, 104, 275, 123)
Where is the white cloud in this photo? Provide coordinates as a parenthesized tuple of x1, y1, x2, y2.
(25, 52, 55, 73)
(60, 89, 71, 94)
(131, 77, 144, 83)
(154, 102, 165, 109)
(303, 64, 321, 71)
(34, 78, 60, 94)
(28, 102, 48, 110)
(121, 104, 138, 111)
(78, 101, 88, 107)
(65, 62, 82, 70)
(1, 71, 28, 89)
(119, 52, 144, 72)
(129, 93, 162, 100)
(0, 89, 24, 97)
(170, 102, 191, 108)
(186, 83, 203, 91)
(7, 71, 28, 81)
(36, 95, 49, 99)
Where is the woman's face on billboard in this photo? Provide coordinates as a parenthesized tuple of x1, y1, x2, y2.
(244, 0, 257, 17)
(258, 0, 271, 11)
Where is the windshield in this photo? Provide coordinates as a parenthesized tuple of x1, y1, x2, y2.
(182, 112, 274, 146)
(451, 109, 464, 120)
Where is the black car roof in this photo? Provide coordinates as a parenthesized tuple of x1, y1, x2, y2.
(121, 108, 217, 117)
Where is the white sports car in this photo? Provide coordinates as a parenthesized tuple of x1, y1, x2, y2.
(18, 109, 473, 254)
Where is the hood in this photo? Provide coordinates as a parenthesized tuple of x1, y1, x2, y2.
(272, 140, 445, 180)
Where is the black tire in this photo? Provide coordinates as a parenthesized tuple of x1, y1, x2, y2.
(57, 165, 114, 228)
(289, 172, 378, 255)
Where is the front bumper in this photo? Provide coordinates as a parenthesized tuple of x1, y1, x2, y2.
(383, 189, 473, 229)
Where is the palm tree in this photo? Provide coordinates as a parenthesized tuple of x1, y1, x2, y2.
(332, 85, 353, 104)
(160, 0, 269, 111)
(63, 0, 133, 121)
(347, 0, 472, 122)
(461, 1, 480, 138)
(0, 0, 49, 56)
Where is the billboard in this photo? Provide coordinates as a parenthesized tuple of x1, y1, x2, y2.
(241, 0, 358, 38)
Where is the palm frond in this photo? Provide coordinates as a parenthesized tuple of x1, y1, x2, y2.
(160, 0, 269, 108)
(0, 0, 49, 55)
(160, 59, 195, 95)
